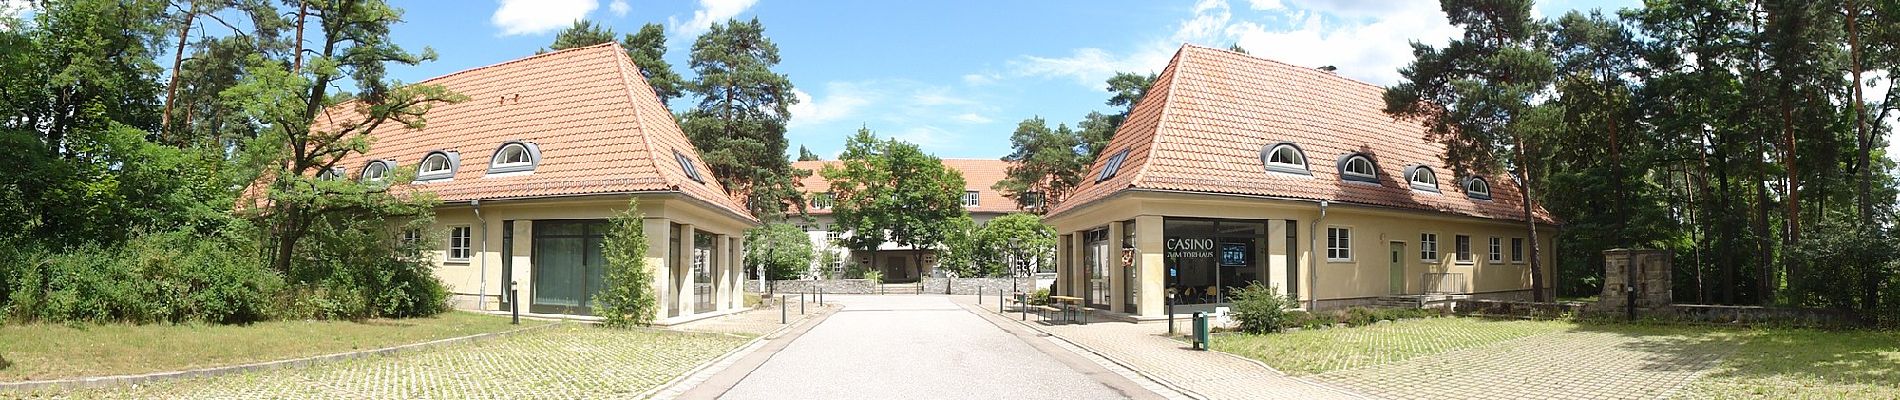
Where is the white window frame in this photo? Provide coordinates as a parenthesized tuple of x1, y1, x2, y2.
(401, 228, 422, 245)
(361, 160, 391, 182)
(316, 167, 344, 181)
(417, 152, 457, 181)
(1262, 143, 1310, 175)
(962, 190, 980, 207)
(1454, 234, 1473, 264)
(1488, 237, 1503, 263)
(1407, 165, 1440, 192)
(1464, 177, 1492, 199)
(1326, 226, 1352, 262)
(447, 226, 471, 262)
(1341, 155, 1377, 181)
(1419, 232, 1439, 262)
(1511, 237, 1526, 263)
(810, 192, 834, 210)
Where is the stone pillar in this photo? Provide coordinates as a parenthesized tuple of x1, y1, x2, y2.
(1136, 215, 1165, 317)
(676, 224, 696, 316)
(642, 218, 672, 322)
(1107, 222, 1127, 313)
(730, 236, 744, 310)
(1056, 234, 1073, 297)
(714, 233, 731, 311)
(1598, 249, 1673, 312)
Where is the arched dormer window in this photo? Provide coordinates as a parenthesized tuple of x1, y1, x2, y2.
(415, 151, 459, 182)
(316, 167, 344, 181)
(361, 160, 392, 182)
(1464, 176, 1492, 200)
(1336, 153, 1378, 183)
(1260, 142, 1310, 175)
(1405, 165, 1440, 192)
(487, 142, 541, 175)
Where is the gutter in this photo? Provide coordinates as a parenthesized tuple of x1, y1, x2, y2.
(1308, 200, 1327, 310)
(472, 199, 488, 311)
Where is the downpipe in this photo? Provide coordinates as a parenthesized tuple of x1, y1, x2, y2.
(1308, 200, 1327, 311)
(473, 199, 488, 311)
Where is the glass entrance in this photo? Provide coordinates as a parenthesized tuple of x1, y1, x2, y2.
(531, 220, 608, 315)
(1084, 229, 1110, 309)
(692, 231, 715, 314)
(1165, 218, 1268, 307)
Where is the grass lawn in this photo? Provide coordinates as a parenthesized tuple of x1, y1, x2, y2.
(0, 311, 546, 382)
(1210, 317, 1573, 374)
(1684, 328, 1900, 399)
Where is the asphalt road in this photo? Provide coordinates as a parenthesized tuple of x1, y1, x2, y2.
(713, 295, 1138, 400)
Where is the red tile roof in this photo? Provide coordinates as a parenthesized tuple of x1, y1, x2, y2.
(320, 43, 754, 222)
(792, 159, 1023, 215)
(1048, 44, 1555, 224)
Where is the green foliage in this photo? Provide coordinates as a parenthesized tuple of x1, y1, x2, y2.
(1030, 288, 1050, 306)
(995, 117, 1086, 212)
(977, 213, 1057, 277)
(1229, 283, 1296, 334)
(3, 229, 281, 325)
(596, 200, 659, 328)
(277, 189, 448, 320)
(937, 215, 984, 278)
(680, 17, 806, 219)
(822, 128, 969, 273)
(797, 145, 821, 161)
(548, 20, 683, 103)
(745, 223, 814, 280)
(862, 269, 884, 285)
(1284, 307, 1444, 330)
(1787, 219, 1899, 319)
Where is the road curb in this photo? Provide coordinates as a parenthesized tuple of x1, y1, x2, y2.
(955, 300, 1209, 400)
(638, 304, 837, 399)
(0, 315, 560, 393)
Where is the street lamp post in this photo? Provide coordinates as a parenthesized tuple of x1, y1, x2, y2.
(1007, 238, 1022, 296)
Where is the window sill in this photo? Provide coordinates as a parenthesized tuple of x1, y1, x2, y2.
(1454, 260, 1475, 265)
(1326, 258, 1353, 263)
(444, 260, 470, 265)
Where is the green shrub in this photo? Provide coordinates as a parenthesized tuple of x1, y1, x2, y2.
(288, 212, 449, 320)
(2, 230, 281, 324)
(1229, 283, 1296, 334)
(595, 199, 658, 328)
(1030, 288, 1050, 306)
(863, 270, 884, 284)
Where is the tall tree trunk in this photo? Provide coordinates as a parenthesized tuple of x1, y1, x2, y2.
(1846, 0, 1872, 227)
(291, 0, 307, 72)
(1752, 135, 1775, 305)
(162, 2, 195, 143)
(1514, 134, 1545, 302)
(1778, 92, 1799, 299)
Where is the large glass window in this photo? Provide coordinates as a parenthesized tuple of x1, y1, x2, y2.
(962, 190, 980, 207)
(1085, 228, 1110, 309)
(693, 230, 715, 314)
(1164, 219, 1267, 306)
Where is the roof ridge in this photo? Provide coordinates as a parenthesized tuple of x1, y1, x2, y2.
(410, 42, 618, 87)
(1126, 45, 1192, 190)
(604, 42, 677, 191)
(1179, 43, 1387, 91)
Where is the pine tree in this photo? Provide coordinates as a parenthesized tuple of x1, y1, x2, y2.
(680, 18, 806, 220)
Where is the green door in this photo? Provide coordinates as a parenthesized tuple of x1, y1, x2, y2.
(532, 220, 607, 315)
(1389, 242, 1406, 295)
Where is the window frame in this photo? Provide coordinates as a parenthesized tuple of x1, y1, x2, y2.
(1336, 153, 1378, 183)
(487, 142, 541, 175)
(1454, 234, 1473, 264)
(1464, 176, 1492, 200)
(675, 150, 705, 183)
(1488, 236, 1503, 263)
(810, 192, 834, 210)
(447, 225, 472, 262)
(1096, 148, 1131, 182)
(416, 151, 459, 182)
(961, 190, 980, 207)
(1405, 165, 1441, 192)
(1419, 232, 1440, 262)
(1326, 226, 1353, 262)
(401, 228, 422, 245)
(316, 167, 345, 181)
(1260, 142, 1312, 175)
(1510, 237, 1525, 263)
(361, 160, 393, 182)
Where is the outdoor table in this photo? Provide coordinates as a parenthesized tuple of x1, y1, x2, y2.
(1047, 295, 1087, 324)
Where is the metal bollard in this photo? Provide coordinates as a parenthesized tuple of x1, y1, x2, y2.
(1020, 293, 1027, 321)
(819, 288, 825, 305)
(998, 290, 1005, 313)
(780, 294, 789, 324)
(509, 281, 519, 325)
(800, 293, 806, 314)
(978, 287, 984, 304)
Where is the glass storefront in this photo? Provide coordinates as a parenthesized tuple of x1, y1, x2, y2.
(1084, 228, 1111, 309)
(692, 230, 715, 314)
(1164, 218, 1267, 306)
(1121, 220, 1138, 313)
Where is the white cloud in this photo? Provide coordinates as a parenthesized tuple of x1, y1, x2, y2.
(891, 126, 957, 149)
(952, 113, 993, 124)
(491, 0, 597, 36)
(962, 73, 999, 86)
(608, 0, 630, 17)
(0, 0, 33, 31)
(668, 0, 759, 42)
(1012, 0, 1460, 87)
(788, 84, 875, 129)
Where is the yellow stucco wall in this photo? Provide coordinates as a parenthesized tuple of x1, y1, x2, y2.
(1048, 191, 1557, 315)
(424, 194, 753, 322)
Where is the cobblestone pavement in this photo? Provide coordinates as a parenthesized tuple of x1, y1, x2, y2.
(1315, 327, 1739, 400)
(950, 296, 1365, 400)
(38, 323, 751, 399)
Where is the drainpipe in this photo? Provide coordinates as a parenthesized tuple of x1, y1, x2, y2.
(472, 199, 488, 311)
(1307, 200, 1327, 311)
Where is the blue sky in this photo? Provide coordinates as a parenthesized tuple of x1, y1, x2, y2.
(380, 0, 1653, 160)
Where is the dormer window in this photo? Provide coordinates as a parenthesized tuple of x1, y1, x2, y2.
(1406, 165, 1439, 192)
(1464, 177, 1492, 200)
(1337, 154, 1377, 183)
(316, 167, 345, 181)
(675, 150, 705, 183)
(1260, 143, 1310, 175)
(1096, 148, 1131, 182)
(416, 151, 458, 182)
(361, 160, 392, 182)
(962, 190, 980, 207)
(487, 142, 541, 175)
(810, 192, 835, 209)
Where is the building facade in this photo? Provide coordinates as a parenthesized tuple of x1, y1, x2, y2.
(1046, 45, 1559, 317)
(791, 159, 1025, 281)
(321, 43, 756, 325)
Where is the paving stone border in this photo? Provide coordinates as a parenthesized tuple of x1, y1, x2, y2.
(0, 317, 560, 393)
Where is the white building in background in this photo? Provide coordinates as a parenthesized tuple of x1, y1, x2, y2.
(791, 159, 1029, 282)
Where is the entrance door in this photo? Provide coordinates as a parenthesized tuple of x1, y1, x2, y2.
(883, 255, 908, 282)
(1389, 242, 1406, 295)
(532, 220, 607, 315)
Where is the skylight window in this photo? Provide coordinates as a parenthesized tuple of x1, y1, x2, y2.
(1260, 143, 1310, 175)
(676, 150, 705, 183)
(1096, 148, 1131, 182)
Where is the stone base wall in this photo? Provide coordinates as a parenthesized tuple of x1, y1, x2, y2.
(1447, 299, 1589, 318)
(1654, 304, 1852, 327)
(919, 277, 1042, 295)
(745, 279, 879, 294)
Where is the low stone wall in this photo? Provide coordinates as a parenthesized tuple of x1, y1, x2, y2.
(1446, 299, 1589, 319)
(745, 279, 879, 294)
(1658, 304, 1853, 327)
(919, 277, 1044, 296)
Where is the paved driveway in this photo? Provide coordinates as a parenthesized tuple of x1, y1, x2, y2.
(707, 295, 1151, 400)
